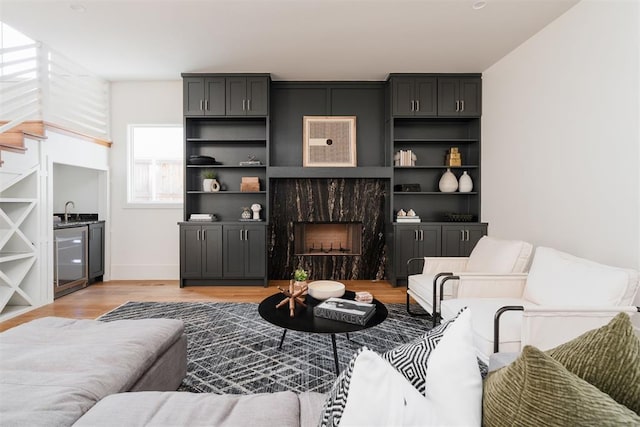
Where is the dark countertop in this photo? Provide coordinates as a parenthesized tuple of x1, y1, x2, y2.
(54, 220, 104, 229)
(53, 213, 104, 229)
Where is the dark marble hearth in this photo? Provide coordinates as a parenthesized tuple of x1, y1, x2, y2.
(269, 178, 388, 280)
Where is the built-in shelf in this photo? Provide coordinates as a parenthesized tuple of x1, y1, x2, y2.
(394, 138, 478, 143)
(186, 138, 266, 143)
(268, 166, 393, 179)
(394, 165, 479, 169)
(187, 191, 266, 194)
(187, 165, 265, 168)
(393, 191, 478, 195)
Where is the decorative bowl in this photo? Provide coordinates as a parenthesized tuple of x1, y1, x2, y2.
(307, 280, 346, 300)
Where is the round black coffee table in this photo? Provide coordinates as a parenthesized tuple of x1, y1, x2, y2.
(258, 290, 388, 374)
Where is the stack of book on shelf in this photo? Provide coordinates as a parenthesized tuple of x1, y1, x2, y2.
(189, 213, 214, 222)
(396, 215, 420, 223)
(313, 297, 376, 326)
(397, 150, 415, 166)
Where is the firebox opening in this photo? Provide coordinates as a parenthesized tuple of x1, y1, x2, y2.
(294, 222, 362, 256)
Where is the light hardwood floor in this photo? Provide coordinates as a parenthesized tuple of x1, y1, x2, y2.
(0, 280, 408, 332)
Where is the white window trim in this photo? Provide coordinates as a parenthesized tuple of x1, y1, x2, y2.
(126, 124, 183, 209)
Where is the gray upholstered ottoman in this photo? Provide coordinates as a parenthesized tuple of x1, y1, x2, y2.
(73, 391, 327, 427)
(0, 317, 186, 426)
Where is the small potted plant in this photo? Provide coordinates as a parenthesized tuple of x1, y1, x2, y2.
(293, 268, 309, 294)
(201, 170, 220, 192)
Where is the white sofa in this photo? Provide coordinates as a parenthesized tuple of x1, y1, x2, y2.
(440, 246, 640, 364)
(407, 236, 533, 319)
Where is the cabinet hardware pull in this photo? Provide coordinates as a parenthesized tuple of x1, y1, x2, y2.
(199, 100, 203, 111)
(202, 229, 206, 240)
(460, 229, 464, 241)
(410, 100, 415, 112)
(242, 99, 246, 111)
(247, 99, 251, 111)
(197, 229, 201, 241)
(204, 99, 209, 111)
(414, 229, 418, 241)
(419, 229, 424, 241)
(465, 230, 470, 241)
(455, 100, 460, 112)
(460, 100, 465, 112)
(416, 100, 420, 112)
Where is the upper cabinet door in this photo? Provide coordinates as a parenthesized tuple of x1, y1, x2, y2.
(459, 78, 481, 117)
(184, 78, 205, 116)
(414, 77, 437, 117)
(226, 77, 247, 116)
(204, 77, 226, 116)
(246, 77, 269, 116)
(437, 77, 460, 116)
(392, 78, 415, 116)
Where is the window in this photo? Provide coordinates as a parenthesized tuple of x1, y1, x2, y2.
(127, 125, 183, 206)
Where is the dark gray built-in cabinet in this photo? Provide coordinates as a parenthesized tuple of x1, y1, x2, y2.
(179, 72, 487, 287)
(180, 73, 269, 287)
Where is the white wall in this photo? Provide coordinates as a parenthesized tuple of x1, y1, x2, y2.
(109, 81, 183, 279)
(482, 0, 639, 270)
(52, 164, 100, 214)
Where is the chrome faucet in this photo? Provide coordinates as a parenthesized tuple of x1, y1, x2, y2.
(64, 201, 75, 222)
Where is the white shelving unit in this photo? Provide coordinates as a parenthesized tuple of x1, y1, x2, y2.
(0, 166, 40, 319)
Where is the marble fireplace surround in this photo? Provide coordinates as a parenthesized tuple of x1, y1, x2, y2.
(268, 178, 388, 281)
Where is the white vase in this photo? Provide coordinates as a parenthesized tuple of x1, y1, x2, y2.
(203, 179, 220, 192)
(439, 168, 458, 192)
(458, 171, 473, 192)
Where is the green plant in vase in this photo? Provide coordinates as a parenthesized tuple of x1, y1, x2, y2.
(293, 268, 309, 295)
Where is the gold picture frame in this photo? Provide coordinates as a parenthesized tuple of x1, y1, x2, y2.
(302, 116, 357, 167)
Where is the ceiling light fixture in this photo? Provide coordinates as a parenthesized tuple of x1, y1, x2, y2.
(70, 3, 86, 13)
(472, 1, 487, 10)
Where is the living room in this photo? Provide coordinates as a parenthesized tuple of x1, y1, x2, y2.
(0, 0, 639, 425)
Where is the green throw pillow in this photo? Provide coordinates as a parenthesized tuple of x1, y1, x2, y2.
(483, 346, 640, 426)
(546, 312, 640, 414)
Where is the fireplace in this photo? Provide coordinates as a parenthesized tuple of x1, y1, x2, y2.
(269, 178, 388, 280)
(294, 222, 362, 256)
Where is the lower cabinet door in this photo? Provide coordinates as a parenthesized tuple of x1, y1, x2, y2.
(244, 225, 266, 278)
(180, 225, 204, 279)
(441, 224, 487, 256)
(417, 225, 442, 258)
(223, 225, 245, 278)
(394, 226, 419, 279)
(202, 225, 223, 278)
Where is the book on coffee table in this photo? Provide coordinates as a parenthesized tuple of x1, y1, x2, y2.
(313, 297, 376, 326)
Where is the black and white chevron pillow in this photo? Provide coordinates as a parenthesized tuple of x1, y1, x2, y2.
(319, 346, 368, 427)
(381, 308, 464, 394)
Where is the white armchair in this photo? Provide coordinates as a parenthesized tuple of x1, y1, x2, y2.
(440, 247, 640, 364)
(406, 236, 533, 320)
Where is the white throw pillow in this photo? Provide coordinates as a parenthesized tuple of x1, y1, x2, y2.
(320, 308, 482, 426)
(466, 236, 532, 273)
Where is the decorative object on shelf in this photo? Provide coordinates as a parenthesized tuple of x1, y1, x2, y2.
(439, 168, 458, 192)
(276, 280, 308, 317)
(293, 268, 309, 295)
(393, 183, 421, 192)
(302, 116, 357, 167)
(202, 170, 220, 192)
(251, 203, 262, 220)
(307, 280, 346, 300)
(397, 209, 420, 223)
(444, 213, 476, 222)
(458, 171, 473, 192)
(407, 209, 417, 216)
(446, 147, 462, 166)
(239, 154, 262, 166)
(240, 176, 260, 192)
(189, 155, 217, 165)
(241, 207, 252, 219)
(395, 150, 417, 166)
(397, 209, 406, 217)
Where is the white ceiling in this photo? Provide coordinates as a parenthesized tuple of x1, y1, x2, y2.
(0, 0, 579, 82)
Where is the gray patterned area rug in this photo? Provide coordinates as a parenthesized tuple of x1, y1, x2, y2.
(98, 301, 433, 395)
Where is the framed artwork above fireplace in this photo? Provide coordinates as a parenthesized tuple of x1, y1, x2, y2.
(302, 116, 357, 167)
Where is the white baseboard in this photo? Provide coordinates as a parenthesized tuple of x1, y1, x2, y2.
(110, 264, 179, 280)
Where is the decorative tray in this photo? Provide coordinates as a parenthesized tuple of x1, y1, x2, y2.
(444, 213, 475, 222)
